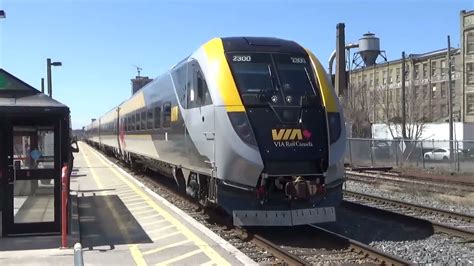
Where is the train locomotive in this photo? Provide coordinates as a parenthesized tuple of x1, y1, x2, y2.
(85, 37, 346, 226)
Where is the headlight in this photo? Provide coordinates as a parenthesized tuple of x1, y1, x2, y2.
(228, 112, 257, 147)
(328, 112, 341, 144)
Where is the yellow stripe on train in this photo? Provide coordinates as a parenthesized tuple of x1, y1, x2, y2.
(203, 38, 245, 112)
(305, 49, 338, 113)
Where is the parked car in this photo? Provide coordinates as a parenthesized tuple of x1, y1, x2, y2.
(423, 148, 462, 161)
(371, 140, 391, 158)
(459, 148, 474, 160)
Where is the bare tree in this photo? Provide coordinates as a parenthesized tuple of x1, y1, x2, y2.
(374, 82, 428, 161)
(346, 81, 371, 138)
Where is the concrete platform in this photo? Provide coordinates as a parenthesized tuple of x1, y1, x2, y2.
(1, 141, 256, 266)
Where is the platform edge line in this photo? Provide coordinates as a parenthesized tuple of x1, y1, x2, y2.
(85, 143, 257, 266)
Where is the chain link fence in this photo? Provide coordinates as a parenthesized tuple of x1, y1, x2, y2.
(345, 138, 474, 173)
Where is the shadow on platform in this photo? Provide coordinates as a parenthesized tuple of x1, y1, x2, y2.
(78, 194, 152, 249)
(0, 235, 62, 251)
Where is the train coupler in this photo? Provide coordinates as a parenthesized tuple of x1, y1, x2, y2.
(285, 176, 325, 200)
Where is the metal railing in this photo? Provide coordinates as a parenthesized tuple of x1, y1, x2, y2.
(345, 138, 474, 173)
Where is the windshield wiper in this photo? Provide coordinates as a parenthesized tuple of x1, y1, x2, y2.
(304, 66, 317, 95)
(257, 64, 277, 102)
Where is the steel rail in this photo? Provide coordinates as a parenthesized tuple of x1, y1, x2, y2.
(234, 226, 310, 266)
(344, 190, 474, 223)
(308, 225, 412, 266)
(345, 169, 474, 192)
(343, 191, 474, 241)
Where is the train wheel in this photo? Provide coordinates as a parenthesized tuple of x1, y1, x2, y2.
(186, 173, 199, 199)
(173, 168, 186, 193)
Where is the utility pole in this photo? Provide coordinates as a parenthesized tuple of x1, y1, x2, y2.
(335, 23, 346, 98)
(47, 58, 52, 98)
(401, 51, 407, 139)
(447, 35, 454, 160)
(46, 58, 62, 98)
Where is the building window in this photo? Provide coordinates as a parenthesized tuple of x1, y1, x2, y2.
(440, 60, 446, 75)
(414, 65, 420, 79)
(382, 70, 387, 85)
(375, 75, 379, 86)
(431, 61, 437, 76)
(423, 106, 429, 118)
(467, 31, 474, 54)
(422, 63, 428, 78)
(389, 69, 393, 84)
(423, 85, 428, 98)
(440, 104, 447, 116)
(396, 68, 400, 82)
(414, 86, 419, 98)
(369, 73, 373, 86)
(432, 85, 437, 99)
(451, 81, 456, 98)
(405, 65, 410, 80)
(467, 63, 474, 85)
(440, 82, 446, 98)
(388, 90, 393, 102)
(467, 93, 474, 115)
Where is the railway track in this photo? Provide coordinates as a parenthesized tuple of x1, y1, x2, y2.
(307, 225, 411, 266)
(95, 147, 412, 265)
(343, 190, 474, 241)
(247, 223, 414, 265)
(345, 169, 474, 194)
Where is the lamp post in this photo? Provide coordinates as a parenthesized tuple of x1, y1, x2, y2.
(47, 58, 62, 98)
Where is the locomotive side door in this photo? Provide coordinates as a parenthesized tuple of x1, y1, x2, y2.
(185, 59, 215, 168)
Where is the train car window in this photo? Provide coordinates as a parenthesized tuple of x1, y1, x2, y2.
(171, 63, 188, 107)
(135, 113, 140, 131)
(154, 106, 161, 128)
(196, 69, 212, 106)
(132, 116, 135, 132)
(162, 102, 171, 128)
(186, 60, 212, 108)
(227, 53, 276, 105)
(127, 116, 131, 132)
(141, 111, 146, 130)
(273, 54, 318, 105)
(186, 61, 197, 109)
(147, 110, 153, 129)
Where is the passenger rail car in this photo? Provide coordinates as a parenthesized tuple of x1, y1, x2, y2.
(85, 37, 346, 226)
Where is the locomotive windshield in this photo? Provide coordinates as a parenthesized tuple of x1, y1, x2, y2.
(228, 53, 319, 106)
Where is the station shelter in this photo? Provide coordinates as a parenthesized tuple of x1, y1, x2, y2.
(0, 69, 71, 236)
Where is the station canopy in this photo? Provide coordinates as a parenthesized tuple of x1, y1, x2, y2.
(0, 68, 67, 109)
(0, 68, 41, 96)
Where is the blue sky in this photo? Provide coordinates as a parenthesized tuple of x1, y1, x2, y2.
(1, 0, 473, 129)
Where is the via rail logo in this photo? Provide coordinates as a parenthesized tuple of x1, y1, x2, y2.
(271, 128, 313, 148)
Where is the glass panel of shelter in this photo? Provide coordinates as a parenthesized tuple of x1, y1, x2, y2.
(12, 126, 55, 224)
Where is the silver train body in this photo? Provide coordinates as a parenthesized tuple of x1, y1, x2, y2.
(85, 37, 346, 226)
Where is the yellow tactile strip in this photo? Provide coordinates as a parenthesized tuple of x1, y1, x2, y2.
(79, 143, 230, 266)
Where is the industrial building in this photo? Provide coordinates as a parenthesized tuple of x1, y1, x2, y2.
(347, 10, 474, 137)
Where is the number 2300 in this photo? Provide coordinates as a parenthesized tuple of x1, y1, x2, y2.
(233, 55, 252, 62)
